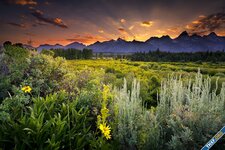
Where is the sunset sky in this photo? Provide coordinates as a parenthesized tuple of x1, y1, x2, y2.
(0, 0, 225, 47)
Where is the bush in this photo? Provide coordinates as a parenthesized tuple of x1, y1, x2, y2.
(1, 46, 224, 149)
(0, 46, 67, 101)
(40, 49, 54, 56)
(0, 45, 30, 100)
(0, 92, 95, 149)
(112, 79, 160, 149)
(157, 71, 225, 149)
(140, 75, 160, 108)
(112, 71, 225, 149)
(23, 54, 67, 97)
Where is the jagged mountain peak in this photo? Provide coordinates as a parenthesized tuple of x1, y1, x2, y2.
(66, 42, 85, 47)
(66, 41, 83, 45)
(36, 31, 225, 53)
(177, 31, 189, 38)
(208, 32, 218, 37)
(161, 35, 171, 39)
(55, 43, 63, 46)
(65, 42, 86, 49)
(116, 38, 126, 42)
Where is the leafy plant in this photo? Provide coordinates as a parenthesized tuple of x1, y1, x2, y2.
(0, 45, 30, 100)
(0, 92, 95, 150)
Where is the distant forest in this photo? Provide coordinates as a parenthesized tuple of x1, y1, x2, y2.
(130, 49, 225, 62)
(41, 48, 93, 60)
(45, 48, 225, 62)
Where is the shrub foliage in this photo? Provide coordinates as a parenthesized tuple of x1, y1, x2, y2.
(0, 45, 224, 149)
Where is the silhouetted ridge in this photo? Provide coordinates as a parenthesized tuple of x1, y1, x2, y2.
(36, 31, 225, 53)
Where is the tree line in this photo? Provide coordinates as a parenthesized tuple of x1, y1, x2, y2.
(42, 48, 93, 60)
(2, 41, 225, 62)
(130, 49, 225, 62)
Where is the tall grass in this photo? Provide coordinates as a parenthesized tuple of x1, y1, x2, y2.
(113, 79, 160, 149)
(113, 71, 225, 149)
(157, 71, 225, 149)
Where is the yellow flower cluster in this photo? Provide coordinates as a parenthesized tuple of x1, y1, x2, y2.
(21, 86, 32, 93)
(97, 84, 111, 140)
(99, 123, 111, 140)
(102, 84, 110, 102)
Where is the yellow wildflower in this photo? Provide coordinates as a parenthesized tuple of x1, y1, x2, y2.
(105, 133, 111, 140)
(101, 107, 109, 116)
(100, 107, 109, 123)
(99, 123, 111, 140)
(102, 84, 110, 101)
(21, 86, 32, 93)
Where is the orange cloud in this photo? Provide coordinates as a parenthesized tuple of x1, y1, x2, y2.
(167, 27, 182, 33)
(7, 0, 37, 5)
(98, 30, 104, 33)
(140, 21, 154, 27)
(118, 27, 127, 34)
(66, 34, 107, 45)
(129, 25, 134, 30)
(186, 11, 225, 35)
(217, 31, 225, 36)
(120, 19, 126, 23)
(54, 18, 64, 25)
(165, 27, 184, 38)
(185, 25, 194, 30)
(156, 29, 166, 34)
(31, 9, 68, 28)
(198, 15, 206, 19)
(192, 20, 201, 24)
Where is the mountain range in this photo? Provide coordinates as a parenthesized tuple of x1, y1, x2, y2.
(37, 31, 225, 53)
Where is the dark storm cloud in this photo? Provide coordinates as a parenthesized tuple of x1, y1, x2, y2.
(187, 11, 225, 35)
(48, 0, 225, 20)
(30, 9, 68, 28)
(8, 22, 26, 28)
(32, 19, 48, 27)
(32, 22, 47, 27)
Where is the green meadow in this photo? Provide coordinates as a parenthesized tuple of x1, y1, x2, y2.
(0, 45, 224, 149)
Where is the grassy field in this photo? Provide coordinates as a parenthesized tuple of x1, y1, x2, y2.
(68, 59, 225, 86)
(68, 59, 225, 75)
(67, 59, 225, 107)
(1, 46, 225, 149)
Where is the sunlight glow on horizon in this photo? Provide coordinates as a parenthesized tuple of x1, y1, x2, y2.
(1, 0, 225, 47)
